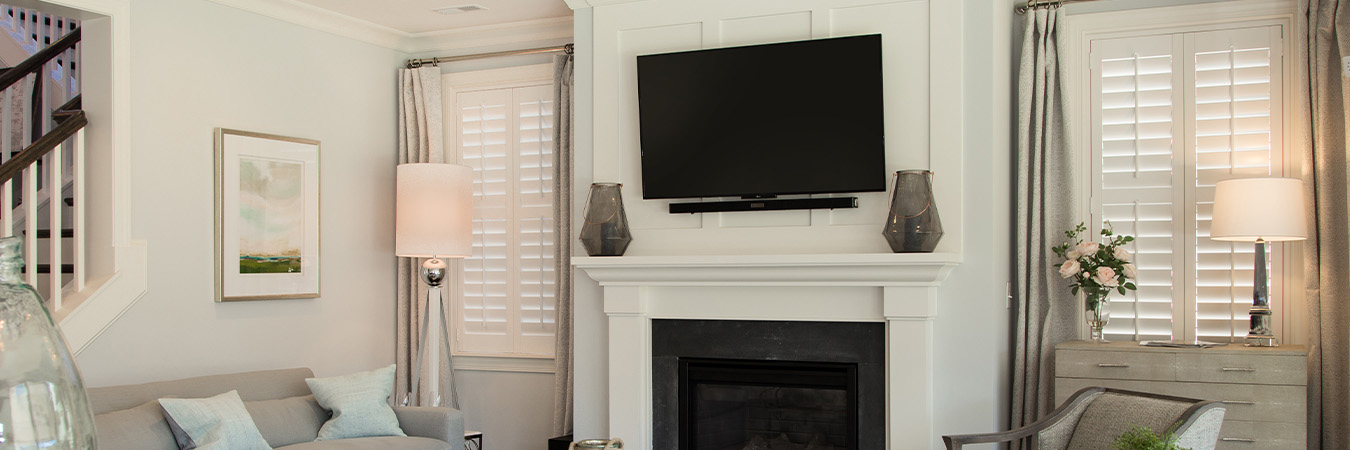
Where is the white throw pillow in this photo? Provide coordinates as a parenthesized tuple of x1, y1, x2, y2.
(305, 364, 406, 440)
(158, 390, 272, 450)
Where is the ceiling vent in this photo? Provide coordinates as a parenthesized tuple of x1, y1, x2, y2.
(433, 4, 488, 14)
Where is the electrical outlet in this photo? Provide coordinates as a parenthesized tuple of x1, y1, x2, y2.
(1006, 282, 1013, 309)
(1343, 56, 1350, 78)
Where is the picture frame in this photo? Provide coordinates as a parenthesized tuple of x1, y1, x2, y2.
(214, 128, 321, 302)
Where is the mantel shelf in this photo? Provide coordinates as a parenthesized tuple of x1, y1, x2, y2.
(572, 252, 961, 286)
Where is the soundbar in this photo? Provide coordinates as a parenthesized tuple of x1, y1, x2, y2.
(669, 197, 858, 214)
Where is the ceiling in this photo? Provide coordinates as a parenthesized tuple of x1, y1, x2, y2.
(293, 0, 574, 35)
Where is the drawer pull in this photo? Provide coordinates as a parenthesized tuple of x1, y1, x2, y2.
(1221, 367, 1257, 372)
(1220, 400, 1256, 405)
(1221, 438, 1256, 443)
(1097, 363, 1130, 368)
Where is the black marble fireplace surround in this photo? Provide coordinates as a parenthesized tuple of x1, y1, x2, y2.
(652, 320, 885, 450)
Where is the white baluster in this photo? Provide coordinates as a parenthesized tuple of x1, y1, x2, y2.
(48, 123, 60, 309)
(72, 128, 83, 291)
(1, 87, 10, 239)
(22, 162, 35, 287)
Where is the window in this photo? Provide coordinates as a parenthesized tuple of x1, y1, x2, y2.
(1086, 24, 1292, 343)
(448, 65, 556, 358)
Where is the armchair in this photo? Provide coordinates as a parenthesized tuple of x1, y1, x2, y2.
(942, 387, 1226, 450)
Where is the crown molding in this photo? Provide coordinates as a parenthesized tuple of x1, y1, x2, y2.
(204, 0, 409, 50)
(401, 16, 574, 55)
(205, 0, 573, 54)
(563, 0, 645, 9)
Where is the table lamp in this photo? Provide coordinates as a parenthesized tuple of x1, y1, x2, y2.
(396, 163, 473, 405)
(1210, 177, 1306, 347)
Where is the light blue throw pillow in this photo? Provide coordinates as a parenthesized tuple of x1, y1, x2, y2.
(305, 364, 406, 440)
(158, 390, 272, 450)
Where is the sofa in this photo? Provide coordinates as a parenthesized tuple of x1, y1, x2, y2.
(88, 367, 465, 450)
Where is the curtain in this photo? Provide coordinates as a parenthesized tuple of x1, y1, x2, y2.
(395, 66, 459, 408)
(1011, 6, 1079, 445)
(551, 53, 576, 437)
(1299, 1, 1349, 448)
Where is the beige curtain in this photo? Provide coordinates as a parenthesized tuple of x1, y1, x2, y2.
(551, 53, 576, 436)
(1011, 7, 1079, 446)
(395, 66, 458, 408)
(1298, 1, 1348, 448)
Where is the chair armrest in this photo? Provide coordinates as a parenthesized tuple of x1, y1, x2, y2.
(393, 406, 465, 449)
(943, 428, 1039, 450)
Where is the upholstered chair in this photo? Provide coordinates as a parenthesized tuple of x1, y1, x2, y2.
(943, 387, 1226, 450)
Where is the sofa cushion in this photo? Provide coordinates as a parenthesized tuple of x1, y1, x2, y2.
(245, 395, 330, 447)
(278, 436, 452, 450)
(93, 400, 179, 450)
(89, 368, 315, 414)
(159, 390, 272, 450)
(306, 365, 405, 440)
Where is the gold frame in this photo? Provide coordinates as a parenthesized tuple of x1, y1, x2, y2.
(214, 128, 321, 302)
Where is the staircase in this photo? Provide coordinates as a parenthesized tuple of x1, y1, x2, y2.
(0, 5, 87, 315)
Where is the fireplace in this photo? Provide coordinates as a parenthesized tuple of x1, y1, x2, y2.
(652, 320, 885, 450)
(681, 359, 857, 450)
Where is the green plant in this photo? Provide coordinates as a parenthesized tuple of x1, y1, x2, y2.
(1110, 425, 1191, 450)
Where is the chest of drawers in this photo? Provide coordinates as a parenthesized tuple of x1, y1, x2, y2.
(1054, 341, 1307, 450)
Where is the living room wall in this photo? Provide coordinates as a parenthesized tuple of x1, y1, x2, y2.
(567, 0, 1015, 446)
(74, 0, 407, 385)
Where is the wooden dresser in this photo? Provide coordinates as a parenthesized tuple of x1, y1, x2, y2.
(1054, 340, 1307, 450)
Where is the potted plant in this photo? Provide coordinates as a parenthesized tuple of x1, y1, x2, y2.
(1111, 425, 1191, 450)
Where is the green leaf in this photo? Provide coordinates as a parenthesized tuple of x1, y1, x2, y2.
(1125, 282, 1137, 290)
(1118, 286, 1127, 295)
(1072, 286, 1079, 295)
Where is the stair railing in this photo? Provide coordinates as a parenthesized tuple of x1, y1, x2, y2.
(0, 26, 84, 311)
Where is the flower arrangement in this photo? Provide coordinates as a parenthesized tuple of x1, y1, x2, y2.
(1052, 222, 1138, 310)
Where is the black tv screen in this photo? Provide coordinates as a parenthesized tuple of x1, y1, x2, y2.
(637, 34, 886, 200)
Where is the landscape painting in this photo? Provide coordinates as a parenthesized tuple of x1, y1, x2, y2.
(238, 157, 304, 274)
(216, 128, 320, 302)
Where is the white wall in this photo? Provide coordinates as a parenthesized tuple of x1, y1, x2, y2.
(75, 0, 407, 385)
(568, 0, 1014, 446)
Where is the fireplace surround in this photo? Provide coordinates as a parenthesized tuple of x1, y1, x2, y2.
(575, 253, 959, 450)
(652, 320, 886, 450)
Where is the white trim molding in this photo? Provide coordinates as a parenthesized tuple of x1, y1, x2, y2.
(202, 0, 407, 50)
(403, 16, 574, 55)
(575, 253, 958, 450)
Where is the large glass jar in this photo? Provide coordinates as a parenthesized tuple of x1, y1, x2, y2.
(881, 170, 943, 252)
(0, 236, 97, 450)
(578, 183, 632, 257)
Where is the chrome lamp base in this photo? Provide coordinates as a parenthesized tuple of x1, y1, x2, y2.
(1246, 239, 1278, 347)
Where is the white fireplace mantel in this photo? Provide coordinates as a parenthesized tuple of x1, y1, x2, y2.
(574, 253, 961, 450)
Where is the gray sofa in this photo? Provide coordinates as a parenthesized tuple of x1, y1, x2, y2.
(88, 367, 464, 450)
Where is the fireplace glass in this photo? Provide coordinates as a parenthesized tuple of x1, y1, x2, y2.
(681, 359, 856, 450)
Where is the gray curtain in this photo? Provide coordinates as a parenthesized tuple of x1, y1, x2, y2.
(1011, 6, 1078, 444)
(551, 53, 576, 437)
(395, 65, 458, 408)
(1299, 1, 1348, 448)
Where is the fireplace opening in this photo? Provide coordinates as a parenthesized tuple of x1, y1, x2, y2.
(680, 358, 857, 450)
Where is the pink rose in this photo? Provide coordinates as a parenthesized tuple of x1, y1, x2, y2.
(1065, 247, 1082, 260)
(1113, 246, 1132, 262)
(1123, 263, 1138, 279)
(1059, 259, 1081, 278)
(1094, 267, 1119, 287)
(1077, 242, 1100, 256)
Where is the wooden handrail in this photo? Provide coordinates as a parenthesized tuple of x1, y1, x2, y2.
(0, 26, 79, 92)
(0, 109, 85, 183)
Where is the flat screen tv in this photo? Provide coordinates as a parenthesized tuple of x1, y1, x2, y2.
(637, 34, 885, 201)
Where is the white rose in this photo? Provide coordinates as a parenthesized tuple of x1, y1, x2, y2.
(1059, 259, 1081, 278)
(1123, 263, 1138, 279)
(1094, 266, 1119, 287)
(1113, 246, 1132, 262)
(1077, 241, 1100, 256)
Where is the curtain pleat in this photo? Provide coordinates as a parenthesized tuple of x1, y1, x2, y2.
(1011, 8, 1079, 448)
(1298, 1, 1349, 448)
(551, 54, 576, 437)
(395, 66, 457, 408)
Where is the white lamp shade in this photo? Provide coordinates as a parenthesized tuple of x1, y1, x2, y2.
(1211, 177, 1307, 242)
(396, 163, 474, 258)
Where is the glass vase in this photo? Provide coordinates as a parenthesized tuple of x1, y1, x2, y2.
(882, 170, 943, 253)
(1086, 292, 1111, 343)
(0, 236, 97, 450)
(579, 183, 632, 257)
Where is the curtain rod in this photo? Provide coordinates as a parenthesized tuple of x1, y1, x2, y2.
(1015, 0, 1101, 14)
(407, 43, 574, 68)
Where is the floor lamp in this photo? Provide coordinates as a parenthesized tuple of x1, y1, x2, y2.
(396, 163, 473, 406)
(1210, 177, 1306, 347)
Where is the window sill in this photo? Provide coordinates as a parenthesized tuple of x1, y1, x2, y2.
(451, 354, 556, 374)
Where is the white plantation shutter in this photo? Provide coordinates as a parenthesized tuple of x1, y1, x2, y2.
(456, 83, 556, 356)
(1089, 25, 1285, 343)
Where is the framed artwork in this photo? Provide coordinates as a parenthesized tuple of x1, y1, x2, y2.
(215, 128, 320, 302)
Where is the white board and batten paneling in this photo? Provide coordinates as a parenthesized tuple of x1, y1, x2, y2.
(586, 0, 963, 257)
